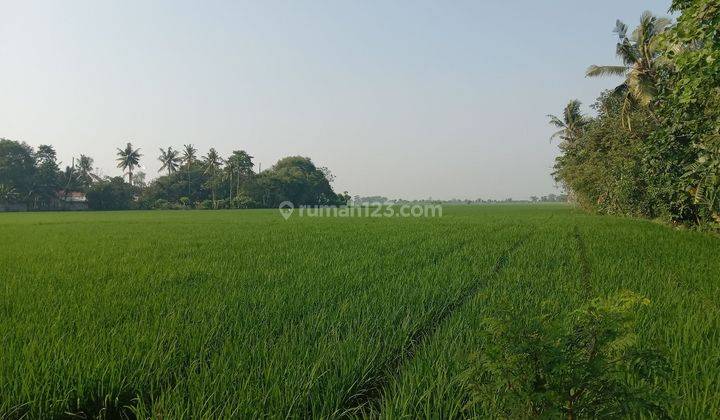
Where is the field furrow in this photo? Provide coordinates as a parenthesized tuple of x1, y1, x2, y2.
(338, 230, 533, 417)
(376, 219, 586, 417)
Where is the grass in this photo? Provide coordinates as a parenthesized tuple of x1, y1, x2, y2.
(0, 205, 718, 418)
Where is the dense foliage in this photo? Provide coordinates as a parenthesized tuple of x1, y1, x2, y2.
(86, 177, 136, 210)
(0, 138, 348, 210)
(0, 139, 95, 210)
(552, 1, 720, 228)
(466, 292, 670, 418)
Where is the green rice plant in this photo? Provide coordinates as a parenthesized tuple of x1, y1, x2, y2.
(0, 205, 717, 418)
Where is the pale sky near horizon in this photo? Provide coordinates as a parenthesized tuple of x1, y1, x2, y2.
(1, 0, 671, 200)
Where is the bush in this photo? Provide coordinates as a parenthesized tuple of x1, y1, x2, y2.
(464, 291, 671, 418)
(231, 193, 257, 209)
(86, 177, 135, 210)
(152, 199, 171, 210)
(198, 200, 214, 210)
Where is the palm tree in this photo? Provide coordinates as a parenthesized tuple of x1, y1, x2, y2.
(182, 144, 197, 198)
(548, 100, 587, 143)
(59, 164, 80, 196)
(158, 147, 181, 175)
(225, 150, 254, 201)
(202, 148, 223, 207)
(222, 165, 235, 202)
(0, 184, 18, 204)
(76, 154, 96, 187)
(134, 171, 148, 189)
(586, 12, 671, 127)
(182, 144, 197, 168)
(116, 142, 142, 186)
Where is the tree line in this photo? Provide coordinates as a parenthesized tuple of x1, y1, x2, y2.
(550, 1, 719, 228)
(0, 139, 349, 210)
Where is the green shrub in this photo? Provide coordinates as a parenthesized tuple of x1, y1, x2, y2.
(198, 200, 214, 210)
(86, 177, 136, 210)
(231, 193, 257, 209)
(152, 199, 171, 210)
(465, 291, 671, 419)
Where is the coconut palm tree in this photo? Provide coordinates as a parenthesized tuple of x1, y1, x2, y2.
(0, 184, 18, 204)
(548, 100, 587, 143)
(182, 144, 198, 197)
(116, 142, 142, 186)
(225, 150, 254, 200)
(158, 147, 181, 175)
(182, 144, 197, 168)
(59, 164, 80, 195)
(586, 12, 671, 127)
(134, 171, 148, 189)
(202, 148, 223, 207)
(76, 154, 97, 187)
(222, 165, 235, 202)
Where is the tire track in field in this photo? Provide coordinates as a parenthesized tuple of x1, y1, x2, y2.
(296, 223, 513, 418)
(573, 226, 593, 298)
(336, 228, 534, 418)
(287, 222, 507, 336)
(60, 224, 518, 419)
(65, 226, 507, 420)
(278, 224, 473, 340)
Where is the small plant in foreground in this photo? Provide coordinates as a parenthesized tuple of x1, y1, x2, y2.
(464, 291, 671, 419)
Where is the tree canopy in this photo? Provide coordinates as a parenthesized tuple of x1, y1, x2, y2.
(0, 137, 347, 211)
(552, 3, 720, 228)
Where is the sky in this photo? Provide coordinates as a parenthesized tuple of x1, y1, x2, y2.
(1, 0, 672, 200)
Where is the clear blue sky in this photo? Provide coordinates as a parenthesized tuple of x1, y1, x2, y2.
(1, 0, 671, 200)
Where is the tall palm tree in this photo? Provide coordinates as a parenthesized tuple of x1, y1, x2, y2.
(225, 150, 254, 200)
(182, 144, 198, 198)
(76, 154, 96, 187)
(158, 147, 181, 175)
(548, 100, 587, 143)
(116, 142, 142, 186)
(134, 171, 147, 188)
(202, 148, 223, 207)
(586, 12, 671, 127)
(182, 144, 197, 168)
(222, 165, 235, 202)
(60, 164, 79, 191)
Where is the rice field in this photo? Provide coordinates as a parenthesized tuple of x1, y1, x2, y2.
(0, 205, 718, 418)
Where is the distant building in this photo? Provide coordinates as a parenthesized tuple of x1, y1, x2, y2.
(57, 191, 88, 203)
(55, 190, 89, 210)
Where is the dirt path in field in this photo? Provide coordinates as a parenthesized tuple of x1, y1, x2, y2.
(336, 228, 534, 417)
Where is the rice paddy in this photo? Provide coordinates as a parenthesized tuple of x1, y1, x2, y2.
(0, 205, 718, 418)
